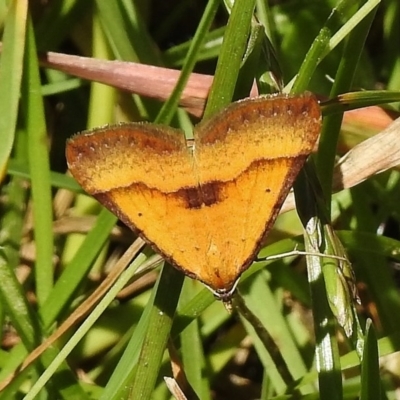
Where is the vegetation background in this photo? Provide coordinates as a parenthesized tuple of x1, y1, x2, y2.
(1, 0, 400, 399)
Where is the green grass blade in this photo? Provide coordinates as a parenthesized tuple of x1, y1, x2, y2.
(204, 0, 256, 117)
(180, 281, 211, 399)
(360, 320, 381, 400)
(316, 1, 378, 206)
(127, 266, 184, 398)
(22, 15, 54, 305)
(0, 0, 27, 178)
(294, 166, 343, 400)
(0, 250, 40, 347)
(40, 209, 117, 328)
(155, 0, 219, 125)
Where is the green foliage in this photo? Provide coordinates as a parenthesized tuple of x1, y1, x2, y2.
(1, 0, 400, 399)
